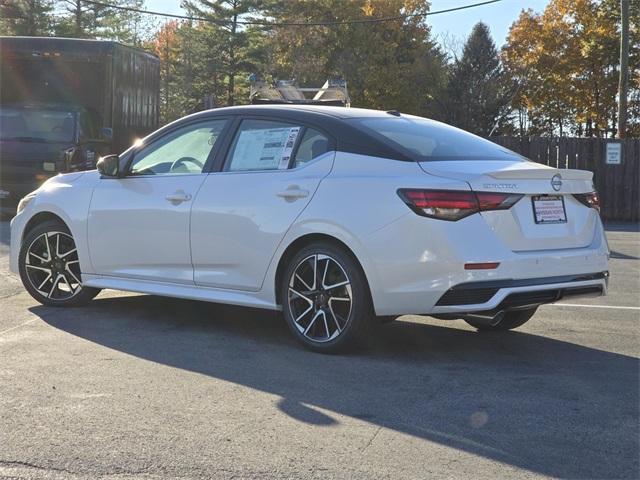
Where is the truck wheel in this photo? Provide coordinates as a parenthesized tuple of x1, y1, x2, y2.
(19, 220, 100, 307)
(465, 308, 537, 332)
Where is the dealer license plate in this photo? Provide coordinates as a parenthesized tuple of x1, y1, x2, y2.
(532, 195, 567, 224)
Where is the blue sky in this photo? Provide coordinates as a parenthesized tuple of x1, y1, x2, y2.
(146, 0, 551, 48)
(424, 0, 550, 47)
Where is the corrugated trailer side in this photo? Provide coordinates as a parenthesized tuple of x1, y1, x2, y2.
(0, 36, 160, 155)
(110, 43, 160, 153)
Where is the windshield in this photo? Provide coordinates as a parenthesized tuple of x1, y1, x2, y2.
(350, 116, 525, 162)
(0, 108, 76, 143)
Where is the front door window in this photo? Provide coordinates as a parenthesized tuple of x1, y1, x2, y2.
(130, 119, 228, 176)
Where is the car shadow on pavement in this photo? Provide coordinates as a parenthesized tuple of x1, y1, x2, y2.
(603, 222, 640, 232)
(31, 294, 639, 479)
(610, 250, 640, 260)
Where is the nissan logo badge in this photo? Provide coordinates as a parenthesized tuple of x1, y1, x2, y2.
(551, 174, 562, 191)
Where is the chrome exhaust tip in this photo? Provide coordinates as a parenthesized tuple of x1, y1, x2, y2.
(462, 310, 505, 327)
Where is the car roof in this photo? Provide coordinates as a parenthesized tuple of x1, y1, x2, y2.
(200, 104, 397, 120)
(140, 105, 416, 163)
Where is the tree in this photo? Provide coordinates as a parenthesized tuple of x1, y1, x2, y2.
(0, 0, 55, 36)
(617, 0, 629, 137)
(262, 0, 448, 117)
(182, 0, 265, 106)
(148, 20, 185, 122)
(502, 0, 639, 137)
(54, 0, 150, 45)
(443, 22, 508, 135)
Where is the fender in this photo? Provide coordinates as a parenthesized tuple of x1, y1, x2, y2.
(259, 219, 382, 311)
(11, 172, 98, 276)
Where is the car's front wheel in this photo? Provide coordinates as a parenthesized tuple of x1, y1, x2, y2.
(281, 242, 372, 353)
(19, 220, 100, 307)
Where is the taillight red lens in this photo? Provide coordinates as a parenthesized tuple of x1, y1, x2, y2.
(398, 189, 479, 221)
(573, 191, 600, 212)
(475, 192, 523, 211)
(398, 189, 523, 221)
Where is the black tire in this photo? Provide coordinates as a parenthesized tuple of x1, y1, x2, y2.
(378, 315, 398, 324)
(465, 308, 537, 332)
(281, 242, 372, 353)
(19, 219, 100, 307)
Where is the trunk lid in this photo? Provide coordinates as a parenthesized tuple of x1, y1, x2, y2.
(418, 160, 599, 252)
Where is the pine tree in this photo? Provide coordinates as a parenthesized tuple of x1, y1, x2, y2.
(444, 22, 508, 135)
(0, 0, 55, 36)
(54, 0, 150, 45)
(181, 0, 264, 106)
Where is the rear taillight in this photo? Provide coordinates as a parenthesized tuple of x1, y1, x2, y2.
(573, 191, 600, 212)
(398, 190, 477, 221)
(475, 192, 523, 211)
(397, 189, 523, 221)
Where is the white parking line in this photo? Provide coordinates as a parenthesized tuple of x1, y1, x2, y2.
(0, 318, 36, 336)
(548, 303, 640, 310)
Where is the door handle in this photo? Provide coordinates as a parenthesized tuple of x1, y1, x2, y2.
(276, 186, 309, 200)
(165, 191, 192, 204)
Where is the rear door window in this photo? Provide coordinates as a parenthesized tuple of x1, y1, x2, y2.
(292, 128, 330, 168)
(225, 119, 304, 172)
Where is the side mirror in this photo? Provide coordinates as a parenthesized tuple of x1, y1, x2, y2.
(101, 127, 113, 142)
(97, 154, 120, 177)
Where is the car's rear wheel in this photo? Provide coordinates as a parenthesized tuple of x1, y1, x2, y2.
(281, 242, 372, 353)
(19, 220, 100, 307)
(464, 307, 537, 332)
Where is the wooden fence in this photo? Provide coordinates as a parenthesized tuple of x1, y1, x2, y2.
(489, 137, 640, 222)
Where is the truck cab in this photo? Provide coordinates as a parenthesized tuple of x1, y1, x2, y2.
(0, 104, 112, 214)
(0, 36, 160, 215)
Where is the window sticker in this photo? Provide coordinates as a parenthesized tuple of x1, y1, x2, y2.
(231, 126, 301, 171)
(278, 127, 301, 169)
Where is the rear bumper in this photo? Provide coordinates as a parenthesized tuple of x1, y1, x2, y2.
(431, 272, 608, 316)
(364, 209, 609, 316)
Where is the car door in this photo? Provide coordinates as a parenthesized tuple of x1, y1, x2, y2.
(191, 117, 335, 291)
(87, 118, 230, 284)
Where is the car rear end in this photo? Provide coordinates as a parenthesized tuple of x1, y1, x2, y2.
(416, 161, 607, 317)
(347, 114, 609, 318)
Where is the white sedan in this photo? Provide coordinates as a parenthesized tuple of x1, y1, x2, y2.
(10, 105, 609, 352)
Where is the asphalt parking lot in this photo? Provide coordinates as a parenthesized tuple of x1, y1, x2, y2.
(0, 219, 638, 480)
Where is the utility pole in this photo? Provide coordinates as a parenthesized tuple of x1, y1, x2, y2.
(617, 0, 629, 138)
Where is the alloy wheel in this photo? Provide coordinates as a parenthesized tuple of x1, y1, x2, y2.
(24, 231, 82, 300)
(287, 254, 353, 343)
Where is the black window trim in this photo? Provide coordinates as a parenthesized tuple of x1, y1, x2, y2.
(286, 124, 306, 170)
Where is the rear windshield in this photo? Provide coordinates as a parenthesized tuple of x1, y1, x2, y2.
(349, 116, 525, 162)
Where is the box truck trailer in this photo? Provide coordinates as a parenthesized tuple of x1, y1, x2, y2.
(0, 37, 160, 213)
